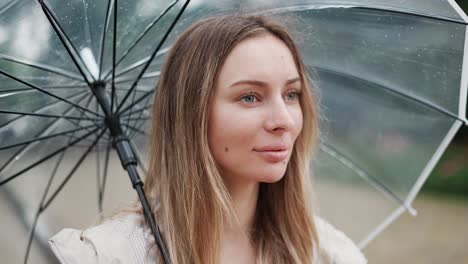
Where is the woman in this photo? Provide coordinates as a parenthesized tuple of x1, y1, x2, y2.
(49, 15, 367, 264)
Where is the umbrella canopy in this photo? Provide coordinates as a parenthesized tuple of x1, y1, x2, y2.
(0, 0, 467, 263)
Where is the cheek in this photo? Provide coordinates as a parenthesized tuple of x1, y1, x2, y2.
(208, 104, 259, 163)
(291, 106, 303, 140)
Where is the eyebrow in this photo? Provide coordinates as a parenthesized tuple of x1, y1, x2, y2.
(229, 77, 302, 88)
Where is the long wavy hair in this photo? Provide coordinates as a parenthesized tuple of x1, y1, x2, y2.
(144, 14, 320, 263)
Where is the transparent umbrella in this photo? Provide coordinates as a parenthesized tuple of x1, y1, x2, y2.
(0, 0, 467, 263)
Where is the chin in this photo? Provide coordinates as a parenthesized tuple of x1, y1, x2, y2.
(257, 169, 287, 183)
(223, 163, 289, 184)
(260, 176, 284, 184)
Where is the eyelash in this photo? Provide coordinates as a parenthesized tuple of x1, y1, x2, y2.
(240, 92, 259, 103)
(286, 89, 302, 101)
(239, 89, 302, 104)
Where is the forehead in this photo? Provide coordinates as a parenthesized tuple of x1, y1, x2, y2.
(216, 34, 300, 88)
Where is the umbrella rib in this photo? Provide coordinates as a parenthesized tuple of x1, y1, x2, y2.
(125, 124, 147, 136)
(357, 6, 468, 25)
(0, 187, 57, 264)
(124, 93, 152, 138)
(54, 93, 101, 133)
(107, 52, 167, 81)
(115, 0, 191, 114)
(0, 124, 96, 151)
(0, 0, 19, 16)
(0, 109, 99, 123)
(315, 66, 463, 122)
(0, 54, 85, 82)
(106, 57, 149, 81)
(110, 87, 152, 93)
(114, 71, 160, 84)
(22, 92, 101, 263)
(0, 93, 94, 181)
(0, 127, 100, 186)
(101, 0, 179, 81)
(122, 116, 150, 122)
(126, 121, 146, 139)
(319, 142, 416, 213)
(259, 4, 468, 25)
(0, 84, 89, 93)
(95, 140, 102, 213)
(59, 93, 103, 148)
(98, 139, 112, 213)
(42, 128, 107, 210)
(0, 69, 102, 117)
(120, 104, 152, 117)
(0, 90, 90, 128)
(38, 0, 95, 85)
(24, 148, 67, 264)
(76, 92, 103, 129)
(1, 93, 99, 135)
(110, 0, 118, 114)
(118, 89, 154, 116)
(123, 77, 142, 133)
(98, 0, 113, 80)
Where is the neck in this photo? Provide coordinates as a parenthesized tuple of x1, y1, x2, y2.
(223, 177, 259, 236)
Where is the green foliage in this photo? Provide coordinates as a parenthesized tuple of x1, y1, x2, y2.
(456, 0, 468, 11)
(424, 143, 468, 198)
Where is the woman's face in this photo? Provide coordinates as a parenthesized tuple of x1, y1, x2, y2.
(208, 34, 303, 185)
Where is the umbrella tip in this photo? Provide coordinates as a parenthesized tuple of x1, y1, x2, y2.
(408, 206, 418, 216)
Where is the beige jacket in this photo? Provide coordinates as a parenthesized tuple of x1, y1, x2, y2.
(49, 213, 367, 264)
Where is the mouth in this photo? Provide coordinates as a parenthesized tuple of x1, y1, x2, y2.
(253, 145, 289, 163)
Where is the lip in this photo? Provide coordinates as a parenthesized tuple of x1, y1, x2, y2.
(253, 144, 289, 163)
(254, 144, 289, 152)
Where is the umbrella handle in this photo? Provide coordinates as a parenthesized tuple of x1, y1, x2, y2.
(87, 76, 171, 263)
(114, 137, 171, 264)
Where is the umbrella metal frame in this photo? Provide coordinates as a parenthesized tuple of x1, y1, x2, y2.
(91, 81, 171, 263)
(27, 0, 190, 263)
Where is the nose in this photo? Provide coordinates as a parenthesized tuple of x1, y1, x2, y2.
(264, 96, 295, 133)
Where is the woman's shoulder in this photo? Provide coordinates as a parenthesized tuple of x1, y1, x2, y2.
(49, 212, 154, 264)
(49, 212, 366, 263)
(314, 216, 368, 264)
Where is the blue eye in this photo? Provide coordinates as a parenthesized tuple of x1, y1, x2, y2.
(241, 93, 258, 103)
(286, 90, 301, 101)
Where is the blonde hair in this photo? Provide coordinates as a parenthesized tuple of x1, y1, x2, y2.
(144, 14, 320, 263)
